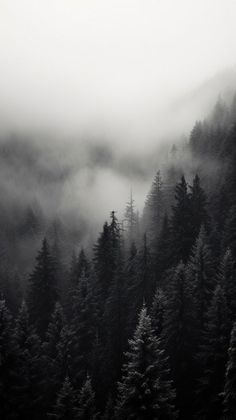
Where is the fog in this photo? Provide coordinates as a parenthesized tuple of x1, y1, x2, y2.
(0, 0, 236, 236)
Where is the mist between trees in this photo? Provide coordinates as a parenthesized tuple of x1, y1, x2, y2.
(1, 94, 236, 419)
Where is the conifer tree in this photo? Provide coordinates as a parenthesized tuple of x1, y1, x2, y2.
(171, 175, 193, 263)
(116, 306, 177, 420)
(102, 245, 127, 394)
(196, 285, 230, 419)
(224, 205, 236, 259)
(223, 321, 236, 419)
(27, 238, 58, 336)
(124, 241, 139, 336)
(124, 190, 137, 245)
(163, 262, 197, 417)
(143, 170, 165, 249)
(70, 249, 91, 286)
(133, 234, 154, 309)
(42, 302, 66, 411)
(93, 221, 115, 304)
(13, 301, 44, 420)
(218, 249, 236, 323)
(66, 249, 92, 320)
(48, 376, 77, 420)
(185, 226, 215, 329)
(76, 376, 98, 420)
(189, 174, 209, 237)
(155, 213, 172, 279)
(0, 298, 16, 419)
(67, 269, 96, 388)
(189, 121, 204, 155)
(69, 250, 78, 287)
(150, 287, 166, 337)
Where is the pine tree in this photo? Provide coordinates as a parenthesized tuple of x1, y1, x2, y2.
(66, 249, 92, 320)
(67, 269, 96, 388)
(189, 174, 209, 237)
(0, 298, 16, 419)
(12, 301, 44, 420)
(196, 285, 231, 419)
(218, 249, 236, 323)
(102, 245, 127, 394)
(76, 376, 98, 420)
(133, 234, 154, 309)
(42, 302, 66, 411)
(220, 125, 236, 211)
(189, 121, 204, 155)
(224, 205, 236, 259)
(48, 376, 77, 420)
(150, 287, 166, 337)
(223, 321, 236, 420)
(27, 238, 58, 336)
(124, 189, 137, 245)
(124, 241, 139, 337)
(163, 262, 197, 417)
(69, 249, 91, 287)
(155, 213, 172, 280)
(171, 175, 193, 263)
(93, 221, 115, 304)
(116, 306, 177, 420)
(185, 226, 215, 329)
(143, 170, 165, 249)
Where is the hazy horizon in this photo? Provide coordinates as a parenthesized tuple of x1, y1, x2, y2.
(0, 0, 236, 239)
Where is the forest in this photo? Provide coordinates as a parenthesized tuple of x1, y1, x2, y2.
(1, 94, 236, 420)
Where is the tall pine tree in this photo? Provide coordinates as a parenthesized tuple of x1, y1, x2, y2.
(27, 238, 58, 336)
(116, 306, 177, 420)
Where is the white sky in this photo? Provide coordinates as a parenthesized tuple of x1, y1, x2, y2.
(0, 0, 236, 142)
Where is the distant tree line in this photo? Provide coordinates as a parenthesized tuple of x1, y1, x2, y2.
(1, 95, 236, 419)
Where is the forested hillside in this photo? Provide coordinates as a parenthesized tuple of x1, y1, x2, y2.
(1, 95, 236, 419)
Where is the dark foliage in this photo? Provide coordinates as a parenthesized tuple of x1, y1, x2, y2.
(2, 96, 236, 420)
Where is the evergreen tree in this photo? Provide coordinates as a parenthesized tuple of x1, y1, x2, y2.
(223, 321, 236, 419)
(163, 262, 197, 417)
(124, 241, 139, 337)
(66, 249, 92, 320)
(133, 234, 154, 309)
(48, 376, 77, 420)
(42, 302, 66, 411)
(69, 249, 91, 287)
(224, 204, 236, 259)
(76, 376, 98, 420)
(93, 221, 115, 304)
(189, 174, 209, 237)
(102, 246, 127, 394)
(218, 249, 236, 323)
(124, 189, 137, 245)
(171, 175, 193, 263)
(155, 213, 172, 280)
(196, 285, 231, 419)
(67, 269, 96, 388)
(116, 306, 177, 420)
(189, 121, 204, 155)
(0, 298, 16, 419)
(143, 170, 165, 249)
(27, 238, 58, 336)
(185, 226, 215, 329)
(150, 287, 166, 337)
(13, 301, 44, 420)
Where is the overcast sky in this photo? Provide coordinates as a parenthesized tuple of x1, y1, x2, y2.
(0, 0, 236, 144)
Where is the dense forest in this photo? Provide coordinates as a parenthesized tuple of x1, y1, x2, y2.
(1, 94, 236, 419)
